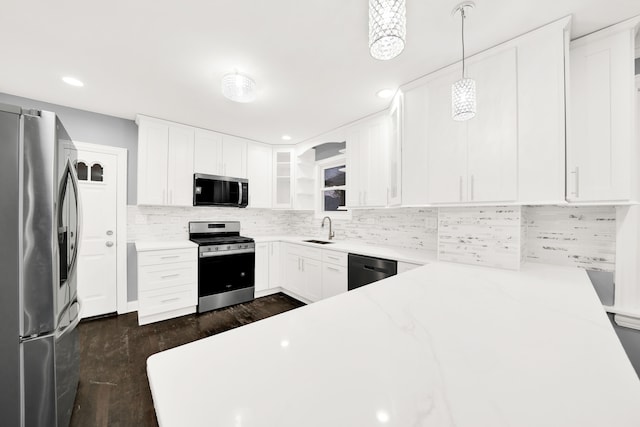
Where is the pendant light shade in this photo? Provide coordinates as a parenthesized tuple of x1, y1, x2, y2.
(369, 0, 406, 61)
(221, 72, 256, 103)
(452, 78, 476, 121)
(451, 2, 476, 121)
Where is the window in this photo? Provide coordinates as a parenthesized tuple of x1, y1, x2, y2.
(90, 163, 104, 182)
(74, 161, 105, 183)
(75, 161, 88, 180)
(323, 165, 346, 211)
(317, 157, 349, 219)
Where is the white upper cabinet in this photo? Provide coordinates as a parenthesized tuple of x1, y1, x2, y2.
(402, 84, 430, 205)
(247, 143, 273, 208)
(167, 126, 195, 206)
(138, 119, 169, 205)
(347, 113, 389, 208)
(222, 135, 247, 178)
(193, 129, 222, 176)
(567, 17, 639, 203)
(516, 19, 568, 204)
(273, 148, 294, 209)
(466, 47, 518, 203)
(425, 68, 469, 204)
(427, 48, 517, 204)
(137, 116, 194, 206)
(193, 130, 247, 179)
(387, 92, 403, 206)
(402, 17, 570, 206)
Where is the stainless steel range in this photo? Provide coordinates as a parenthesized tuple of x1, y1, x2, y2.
(189, 221, 255, 313)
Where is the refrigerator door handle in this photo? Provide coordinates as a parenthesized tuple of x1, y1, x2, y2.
(57, 158, 83, 283)
(56, 301, 81, 340)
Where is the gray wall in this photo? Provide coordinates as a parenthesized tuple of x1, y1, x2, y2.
(0, 92, 138, 204)
(609, 314, 640, 378)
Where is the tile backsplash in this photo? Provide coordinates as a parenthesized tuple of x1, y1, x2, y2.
(128, 204, 616, 272)
(128, 206, 438, 252)
(438, 206, 523, 270)
(525, 205, 616, 272)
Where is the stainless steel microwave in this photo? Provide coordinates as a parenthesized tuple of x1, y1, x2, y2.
(193, 174, 248, 207)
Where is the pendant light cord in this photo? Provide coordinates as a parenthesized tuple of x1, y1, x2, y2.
(461, 8, 466, 78)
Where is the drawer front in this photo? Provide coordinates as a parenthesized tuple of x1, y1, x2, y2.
(322, 250, 348, 267)
(139, 285, 196, 317)
(138, 248, 196, 266)
(321, 263, 348, 299)
(138, 261, 197, 292)
(286, 243, 322, 261)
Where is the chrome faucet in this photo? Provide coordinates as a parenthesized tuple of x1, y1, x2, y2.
(321, 216, 335, 240)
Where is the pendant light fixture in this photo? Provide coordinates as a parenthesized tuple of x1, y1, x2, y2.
(451, 2, 476, 121)
(369, 0, 406, 61)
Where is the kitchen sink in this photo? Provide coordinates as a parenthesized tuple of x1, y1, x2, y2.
(302, 239, 334, 245)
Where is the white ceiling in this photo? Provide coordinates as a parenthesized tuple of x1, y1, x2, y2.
(0, 0, 638, 145)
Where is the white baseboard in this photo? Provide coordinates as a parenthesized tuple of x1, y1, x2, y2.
(120, 300, 138, 314)
(615, 314, 640, 331)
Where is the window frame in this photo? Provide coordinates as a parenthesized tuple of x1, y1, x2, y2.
(315, 155, 351, 220)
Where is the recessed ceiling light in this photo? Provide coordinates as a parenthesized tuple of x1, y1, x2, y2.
(376, 89, 395, 99)
(282, 135, 292, 141)
(62, 76, 84, 87)
(221, 72, 256, 103)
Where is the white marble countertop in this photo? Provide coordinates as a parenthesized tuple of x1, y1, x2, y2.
(251, 235, 437, 265)
(147, 262, 640, 426)
(134, 240, 197, 252)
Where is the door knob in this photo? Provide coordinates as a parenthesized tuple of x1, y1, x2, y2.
(106, 230, 113, 236)
(106, 241, 114, 247)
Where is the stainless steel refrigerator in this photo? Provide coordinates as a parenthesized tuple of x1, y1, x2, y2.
(0, 103, 82, 427)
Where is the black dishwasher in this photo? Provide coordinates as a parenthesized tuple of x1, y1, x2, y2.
(348, 254, 397, 291)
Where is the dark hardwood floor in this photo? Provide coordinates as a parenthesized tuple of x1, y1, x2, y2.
(69, 293, 305, 427)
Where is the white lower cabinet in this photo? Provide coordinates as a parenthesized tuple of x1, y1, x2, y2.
(135, 244, 198, 326)
(255, 241, 281, 295)
(321, 249, 348, 299)
(255, 242, 270, 293)
(269, 242, 281, 287)
(276, 242, 424, 303)
(282, 243, 323, 302)
(321, 262, 347, 299)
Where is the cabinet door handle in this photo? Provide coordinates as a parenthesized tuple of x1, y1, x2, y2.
(470, 175, 475, 201)
(327, 255, 340, 261)
(301, 258, 305, 272)
(571, 167, 580, 198)
(161, 273, 180, 279)
(298, 258, 301, 271)
(326, 266, 340, 272)
(161, 297, 180, 303)
(161, 255, 180, 259)
(459, 176, 463, 201)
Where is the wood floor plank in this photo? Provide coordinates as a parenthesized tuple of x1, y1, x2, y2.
(69, 293, 304, 427)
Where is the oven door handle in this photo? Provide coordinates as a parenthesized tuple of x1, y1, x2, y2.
(200, 248, 255, 257)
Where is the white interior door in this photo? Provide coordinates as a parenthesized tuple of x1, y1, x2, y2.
(69, 148, 118, 318)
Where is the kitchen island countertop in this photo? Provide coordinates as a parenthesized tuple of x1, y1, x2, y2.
(147, 262, 640, 426)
